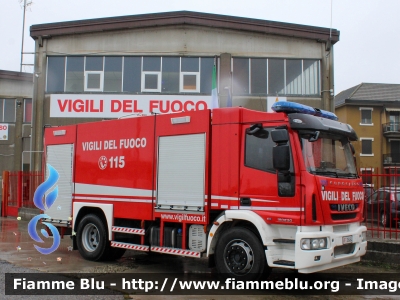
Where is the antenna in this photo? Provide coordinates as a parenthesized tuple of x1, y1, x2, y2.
(329, 0, 333, 40)
(19, 0, 34, 72)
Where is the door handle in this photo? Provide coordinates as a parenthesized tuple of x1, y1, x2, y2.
(240, 197, 251, 206)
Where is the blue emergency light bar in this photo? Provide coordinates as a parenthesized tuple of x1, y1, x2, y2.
(271, 101, 338, 121)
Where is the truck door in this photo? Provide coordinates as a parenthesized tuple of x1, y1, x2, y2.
(239, 124, 301, 225)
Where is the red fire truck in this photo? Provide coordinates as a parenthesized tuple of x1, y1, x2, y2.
(43, 102, 367, 279)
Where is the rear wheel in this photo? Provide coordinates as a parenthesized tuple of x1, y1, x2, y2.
(76, 214, 110, 261)
(215, 227, 268, 280)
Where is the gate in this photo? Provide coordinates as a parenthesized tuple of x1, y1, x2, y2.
(1, 171, 42, 217)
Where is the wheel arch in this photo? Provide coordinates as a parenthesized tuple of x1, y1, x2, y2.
(73, 202, 113, 239)
(207, 210, 269, 257)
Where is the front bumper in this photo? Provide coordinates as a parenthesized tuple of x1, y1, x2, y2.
(294, 223, 367, 273)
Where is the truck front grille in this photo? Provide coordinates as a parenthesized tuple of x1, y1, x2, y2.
(331, 213, 356, 220)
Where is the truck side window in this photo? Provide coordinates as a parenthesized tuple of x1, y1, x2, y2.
(245, 127, 295, 197)
(245, 131, 275, 173)
(245, 128, 294, 174)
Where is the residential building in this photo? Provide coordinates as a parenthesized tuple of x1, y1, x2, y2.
(335, 83, 400, 187)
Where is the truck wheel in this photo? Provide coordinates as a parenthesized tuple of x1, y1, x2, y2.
(215, 227, 267, 280)
(76, 214, 109, 261)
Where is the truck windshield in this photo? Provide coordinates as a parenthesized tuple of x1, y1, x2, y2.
(300, 132, 357, 178)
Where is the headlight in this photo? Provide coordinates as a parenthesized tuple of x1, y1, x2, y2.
(300, 239, 310, 250)
(300, 238, 328, 250)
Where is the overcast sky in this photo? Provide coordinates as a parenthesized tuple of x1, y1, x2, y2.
(1, 0, 399, 94)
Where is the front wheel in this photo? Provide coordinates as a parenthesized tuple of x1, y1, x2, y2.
(215, 227, 268, 280)
(76, 214, 109, 261)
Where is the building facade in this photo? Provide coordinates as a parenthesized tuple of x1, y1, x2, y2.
(0, 70, 33, 172)
(29, 11, 339, 171)
(335, 83, 400, 187)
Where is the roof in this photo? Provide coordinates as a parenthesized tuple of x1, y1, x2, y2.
(30, 11, 339, 44)
(335, 83, 400, 108)
(0, 70, 33, 82)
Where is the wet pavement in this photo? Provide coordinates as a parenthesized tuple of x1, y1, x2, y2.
(0, 216, 399, 299)
(0, 216, 210, 274)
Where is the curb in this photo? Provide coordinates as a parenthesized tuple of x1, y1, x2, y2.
(362, 241, 400, 266)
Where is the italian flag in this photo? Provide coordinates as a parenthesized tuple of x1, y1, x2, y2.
(211, 64, 219, 109)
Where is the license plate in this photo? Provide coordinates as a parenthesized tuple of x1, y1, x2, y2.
(342, 235, 353, 244)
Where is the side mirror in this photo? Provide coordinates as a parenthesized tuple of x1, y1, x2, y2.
(273, 145, 290, 171)
(272, 128, 290, 172)
(271, 129, 288, 143)
(247, 124, 269, 139)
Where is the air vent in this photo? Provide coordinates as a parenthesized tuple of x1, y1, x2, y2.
(188, 225, 206, 252)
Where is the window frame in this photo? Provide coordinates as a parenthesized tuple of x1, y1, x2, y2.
(232, 57, 321, 96)
(179, 72, 200, 93)
(360, 138, 374, 156)
(84, 71, 104, 92)
(0, 99, 16, 123)
(360, 168, 374, 186)
(141, 71, 161, 92)
(360, 107, 373, 126)
(23, 98, 32, 123)
(244, 130, 276, 174)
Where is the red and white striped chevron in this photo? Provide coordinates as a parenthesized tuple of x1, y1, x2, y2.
(111, 241, 149, 251)
(150, 246, 201, 258)
(112, 226, 145, 235)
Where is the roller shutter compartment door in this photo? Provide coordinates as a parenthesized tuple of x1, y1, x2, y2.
(44, 144, 74, 223)
(156, 134, 205, 211)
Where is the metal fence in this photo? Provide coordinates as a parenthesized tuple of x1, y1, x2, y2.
(2, 171, 42, 217)
(361, 168, 400, 239)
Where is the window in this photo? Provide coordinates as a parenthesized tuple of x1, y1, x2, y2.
(200, 57, 214, 94)
(233, 57, 320, 96)
(123, 57, 141, 93)
(245, 129, 275, 173)
(24, 99, 32, 122)
(180, 57, 200, 92)
(360, 168, 374, 185)
(65, 57, 84, 92)
(360, 108, 373, 125)
(251, 58, 267, 94)
(0, 99, 16, 122)
(245, 126, 295, 197)
(46, 57, 65, 92)
(85, 57, 103, 91)
(268, 59, 285, 95)
(142, 57, 161, 92)
(303, 60, 320, 95)
(360, 138, 374, 156)
(46, 55, 215, 94)
(104, 57, 122, 92)
(389, 112, 400, 131)
(233, 58, 249, 95)
(286, 59, 302, 95)
(162, 57, 180, 93)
